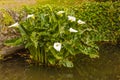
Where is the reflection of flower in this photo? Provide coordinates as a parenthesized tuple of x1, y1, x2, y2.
(68, 16, 76, 22)
(69, 28, 78, 33)
(8, 22, 19, 28)
(77, 19, 85, 24)
(27, 14, 34, 19)
(53, 42, 62, 52)
(57, 11, 65, 15)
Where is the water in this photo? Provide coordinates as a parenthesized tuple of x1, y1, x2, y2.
(0, 43, 120, 80)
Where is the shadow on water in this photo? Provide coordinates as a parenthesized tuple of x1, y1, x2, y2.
(75, 43, 120, 80)
(0, 43, 120, 80)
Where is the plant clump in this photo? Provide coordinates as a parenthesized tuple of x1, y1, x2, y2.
(5, 1, 120, 67)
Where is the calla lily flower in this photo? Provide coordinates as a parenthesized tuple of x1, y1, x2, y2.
(77, 19, 85, 24)
(53, 42, 62, 52)
(8, 22, 19, 28)
(68, 16, 76, 22)
(27, 14, 35, 19)
(69, 28, 78, 33)
(57, 11, 65, 15)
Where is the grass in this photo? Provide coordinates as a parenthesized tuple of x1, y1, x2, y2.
(0, 0, 95, 9)
(36, 0, 95, 6)
(0, 0, 36, 9)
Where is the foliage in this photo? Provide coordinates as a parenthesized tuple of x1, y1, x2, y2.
(95, 0, 119, 2)
(73, 1, 120, 42)
(0, 9, 14, 26)
(5, 1, 120, 67)
(18, 5, 99, 67)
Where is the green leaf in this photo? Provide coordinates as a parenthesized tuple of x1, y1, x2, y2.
(48, 57, 56, 65)
(25, 42, 33, 48)
(63, 43, 75, 55)
(19, 24, 28, 37)
(49, 46, 63, 60)
(59, 59, 74, 68)
(30, 32, 38, 48)
(89, 53, 99, 58)
(4, 38, 23, 46)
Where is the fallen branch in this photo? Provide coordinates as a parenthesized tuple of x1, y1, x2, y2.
(0, 45, 24, 59)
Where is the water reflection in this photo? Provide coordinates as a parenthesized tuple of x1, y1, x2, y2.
(74, 44, 120, 80)
(0, 44, 120, 80)
(27, 66, 75, 80)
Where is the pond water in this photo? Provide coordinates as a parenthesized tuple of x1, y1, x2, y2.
(0, 43, 120, 80)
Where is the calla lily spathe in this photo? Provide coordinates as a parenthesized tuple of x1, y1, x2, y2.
(68, 16, 76, 22)
(27, 14, 34, 19)
(69, 28, 78, 33)
(77, 19, 85, 24)
(8, 22, 19, 28)
(53, 42, 62, 52)
(57, 11, 65, 15)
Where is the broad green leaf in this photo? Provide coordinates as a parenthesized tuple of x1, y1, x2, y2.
(4, 38, 23, 46)
(49, 47, 63, 60)
(30, 32, 38, 48)
(63, 43, 75, 55)
(48, 57, 56, 65)
(59, 59, 74, 68)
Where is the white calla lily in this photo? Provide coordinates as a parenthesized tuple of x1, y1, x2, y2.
(53, 42, 62, 52)
(57, 11, 65, 15)
(69, 28, 78, 33)
(27, 14, 34, 19)
(8, 22, 19, 28)
(68, 16, 76, 22)
(77, 19, 85, 24)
